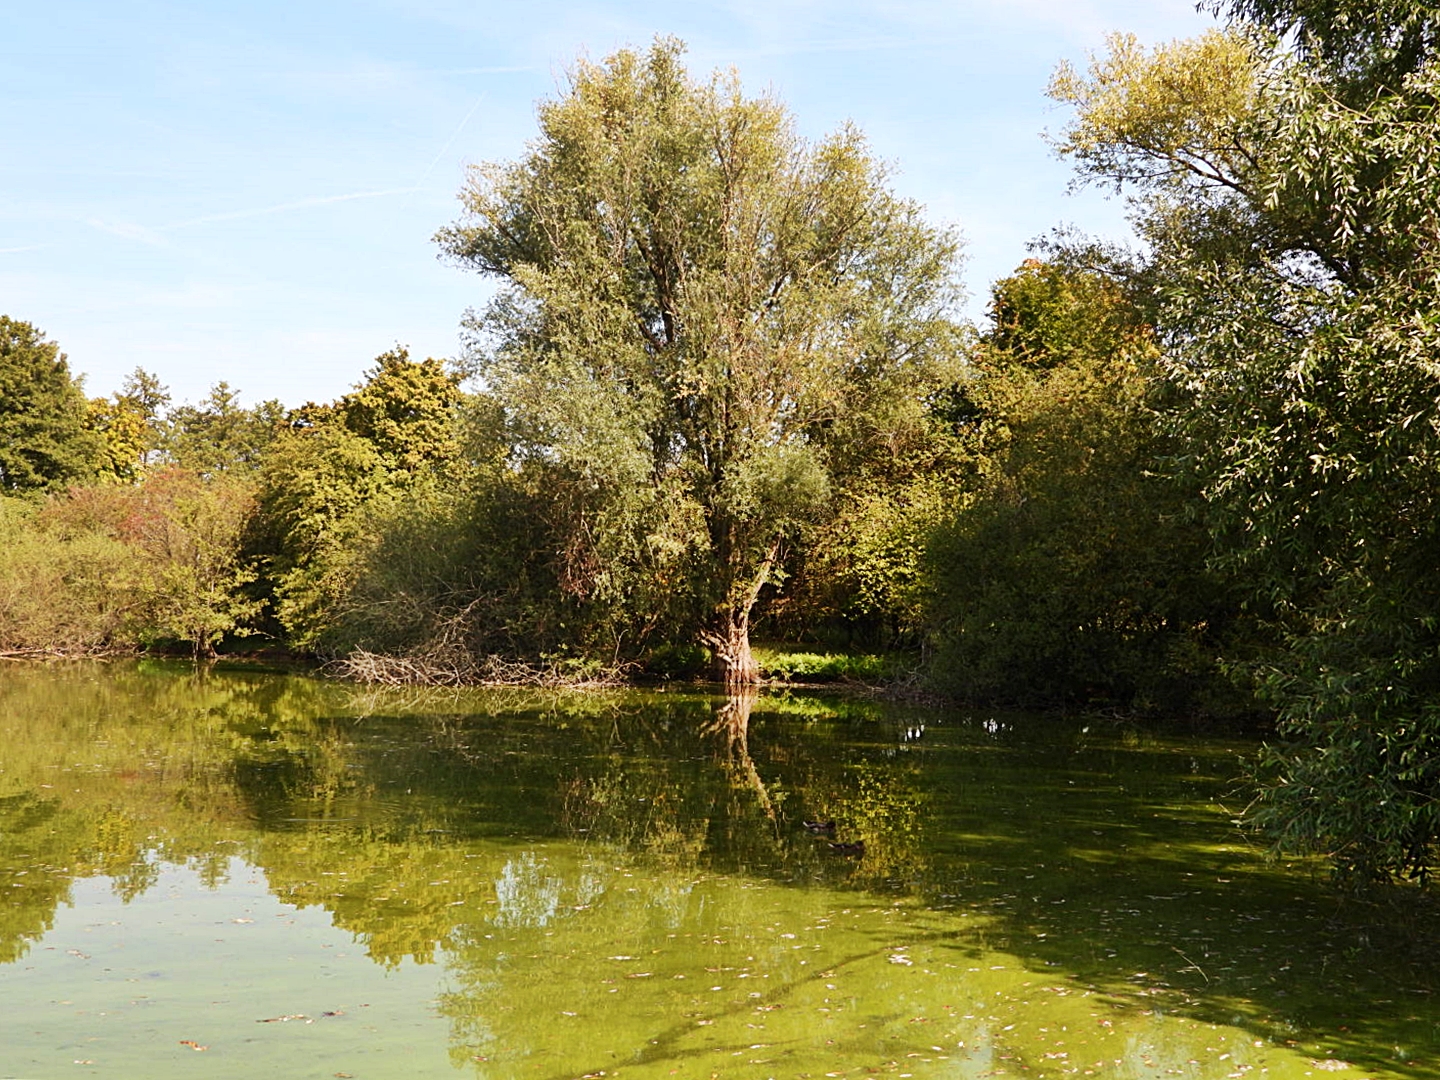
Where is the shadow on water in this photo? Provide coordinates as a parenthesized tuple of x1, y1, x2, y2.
(0, 661, 1436, 1077)
(891, 712, 1440, 1078)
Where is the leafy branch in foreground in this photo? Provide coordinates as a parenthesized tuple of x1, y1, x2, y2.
(1051, 1, 1440, 881)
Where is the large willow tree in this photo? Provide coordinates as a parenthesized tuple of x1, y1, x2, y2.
(437, 39, 962, 685)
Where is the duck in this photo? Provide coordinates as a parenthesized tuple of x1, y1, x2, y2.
(827, 839, 865, 856)
(802, 820, 836, 834)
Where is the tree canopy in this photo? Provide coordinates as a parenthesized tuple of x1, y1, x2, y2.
(1050, 2, 1440, 881)
(245, 348, 466, 650)
(925, 260, 1234, 712)
(0, 317, 103, 493)
(437, 37, 963, 684)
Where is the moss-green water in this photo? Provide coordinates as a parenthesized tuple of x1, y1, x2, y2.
(0, 662, 1434, 1079)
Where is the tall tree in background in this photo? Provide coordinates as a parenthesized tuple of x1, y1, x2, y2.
(1051, 3, 1440, 880)
(88, 368, 171, 481)
(336, 348, 462, 469)
(0, 317, 103, 492)
(437, 38, 962, 685)
(168, 381, 285, 476)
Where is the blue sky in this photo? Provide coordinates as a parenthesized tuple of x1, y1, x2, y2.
(2, 1, 1217, 408)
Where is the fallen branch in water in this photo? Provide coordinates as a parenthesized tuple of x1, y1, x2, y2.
(327, 648, 628, 689)
(0, 645, 133, 661)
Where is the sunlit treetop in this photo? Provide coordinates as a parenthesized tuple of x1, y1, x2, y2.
(983, 258, 1156, 372)
(1047, 30, 1265, 196)
(0, 316, 104, 493)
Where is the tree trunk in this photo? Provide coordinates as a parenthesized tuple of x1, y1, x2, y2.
(708, 608, 760, 688)
(704, 536, 782, 687)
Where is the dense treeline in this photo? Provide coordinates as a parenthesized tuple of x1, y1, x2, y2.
(4, 0, 1440, 881)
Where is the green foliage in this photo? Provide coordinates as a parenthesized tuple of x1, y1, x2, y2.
(750, 645, 906, 684)
(249, 424, 399, 649)
(925, 261, 1234, 712)
(1052, 4, 1440, 879)
(0, 496, 135, 653)
(1207, 0, 1440, 91)
(0, 316, 104, 492)
(769, 325, 972, 651)
(246, 349, 466, 651)
(304, 388, 704, 670)
(39, 469, 261, 657)
(773, 474, 955, 650)
(306, 465, 566, 661)
(436, 37, 963, 682)
(118, 469, 261, 657)
(0, 468, 260, 657)
(336, 348, 463, 471)
(87, 400, 151, 483)
(167, 381, 285, 475)
(984, 258, 1159, 370)
(1, 363, 284, 654)
(1048, 31, 1264, 196)
(88, 370, 283, 483)
(1179, 255, 1440, 881)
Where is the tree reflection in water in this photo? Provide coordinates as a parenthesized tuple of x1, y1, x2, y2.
(703, 688, 777, 826)
(1, 663, 1437, 1080)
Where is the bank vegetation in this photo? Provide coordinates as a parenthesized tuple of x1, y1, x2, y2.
(4, 0, 1440, 882)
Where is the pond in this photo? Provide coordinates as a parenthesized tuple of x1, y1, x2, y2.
(0, 662, 1435, 1080)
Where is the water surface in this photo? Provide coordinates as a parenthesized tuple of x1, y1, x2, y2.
(0, 662, 1434, 1079)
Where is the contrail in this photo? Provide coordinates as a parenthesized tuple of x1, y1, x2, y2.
(407, 95, 487, 201)
(166, 188, 417, 230)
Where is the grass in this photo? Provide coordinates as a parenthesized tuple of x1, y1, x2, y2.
(751, 644, 914, 684)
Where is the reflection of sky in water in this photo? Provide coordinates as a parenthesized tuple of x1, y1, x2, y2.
(494, 851, 562, 928)
(0, 858, 459, 1079)
(647, 877, 695, 929)
(491, 852, 695, 934)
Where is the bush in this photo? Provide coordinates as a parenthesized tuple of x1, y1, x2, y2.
(0, 497, 137, 653)
(923, 262, 1240, 712)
